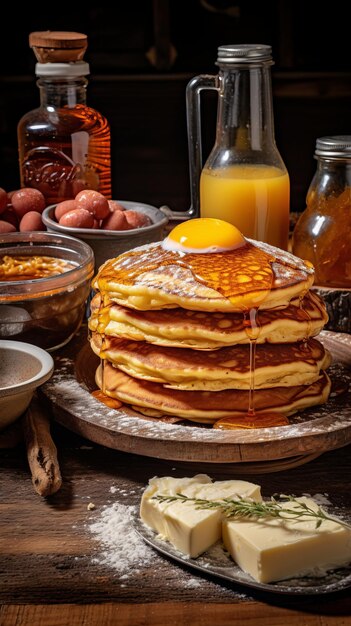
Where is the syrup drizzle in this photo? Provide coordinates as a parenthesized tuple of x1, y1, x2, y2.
(91, 389, 122, 410)
(214, 306, 289, 430)
(245, 308, 260, 417)
(98, 241, 276, 309)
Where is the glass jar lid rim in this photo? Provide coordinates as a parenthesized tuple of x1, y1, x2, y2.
(315, 135, 351, 157)
(217, 44, 272, 64)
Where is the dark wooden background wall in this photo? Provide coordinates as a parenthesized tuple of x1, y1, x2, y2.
(1, 0, 350, 212)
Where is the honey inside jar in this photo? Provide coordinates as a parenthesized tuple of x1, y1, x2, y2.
(292, 136, 351, 289)
(0, 255, 75, 281)
(292, 187, 351, 288)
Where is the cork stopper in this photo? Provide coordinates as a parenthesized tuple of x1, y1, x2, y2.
(29, 31, 88, 63)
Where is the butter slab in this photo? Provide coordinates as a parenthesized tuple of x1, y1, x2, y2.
(140, 475, 261, 558)
(140, 474, 212, 538)
(222, 496, 351, 583)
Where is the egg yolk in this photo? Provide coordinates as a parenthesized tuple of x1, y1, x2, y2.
(163, 218, 246, 253)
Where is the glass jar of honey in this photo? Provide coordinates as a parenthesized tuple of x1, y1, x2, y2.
(292, 136, 351, 288)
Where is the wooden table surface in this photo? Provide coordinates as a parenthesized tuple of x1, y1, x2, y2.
(1, 416, 351, 626)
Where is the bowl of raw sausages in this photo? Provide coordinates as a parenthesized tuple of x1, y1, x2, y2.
(42, 190, 169, 270)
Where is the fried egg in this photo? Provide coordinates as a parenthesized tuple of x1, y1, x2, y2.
(162, 218, 246, 254)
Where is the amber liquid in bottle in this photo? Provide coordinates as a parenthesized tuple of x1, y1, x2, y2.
(292, 137, 351, 288)
(292, 186, 351, 288)
(18, 78, 112, 205)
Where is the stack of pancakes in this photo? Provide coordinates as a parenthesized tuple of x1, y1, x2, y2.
(89, 236, 331, 426)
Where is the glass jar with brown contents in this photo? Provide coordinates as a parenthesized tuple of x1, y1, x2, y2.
(17, 31, 111, 205)
(292, 136, 351, 288)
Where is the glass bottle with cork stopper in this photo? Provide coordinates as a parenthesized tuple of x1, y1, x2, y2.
(186, 44, 290, 250)
(17, 31, 112, 205)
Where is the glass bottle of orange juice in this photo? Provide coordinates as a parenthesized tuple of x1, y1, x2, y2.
(186, 44, 289, 250)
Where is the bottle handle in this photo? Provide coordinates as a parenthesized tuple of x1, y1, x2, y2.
(185, 74, 218, 218)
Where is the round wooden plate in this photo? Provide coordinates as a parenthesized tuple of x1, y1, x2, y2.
(41, 331, 351, 470)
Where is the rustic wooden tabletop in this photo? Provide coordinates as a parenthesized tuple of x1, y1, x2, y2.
(1, 418, 351, 626)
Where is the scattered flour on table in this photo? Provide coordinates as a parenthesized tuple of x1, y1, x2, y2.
(306, 493, 332, 506)
(88, 502, 154, 575)
(86, 494, 243, 595)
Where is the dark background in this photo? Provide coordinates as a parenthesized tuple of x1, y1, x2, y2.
(1, 0, 350, 212)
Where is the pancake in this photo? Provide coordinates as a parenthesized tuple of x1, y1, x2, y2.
(90, 333, 331, 391)
(89, 291, 328, 349)
(95, 362, 331, 424)
(94, 240, 314, 312)
(90, 222, 331, 426)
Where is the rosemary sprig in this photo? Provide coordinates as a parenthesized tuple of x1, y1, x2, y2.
(152, 493, 351, 530)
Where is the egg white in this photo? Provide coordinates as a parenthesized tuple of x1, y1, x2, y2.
(162, 237, 244, 254)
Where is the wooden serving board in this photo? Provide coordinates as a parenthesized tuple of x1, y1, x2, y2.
(40, 331, 351, 471)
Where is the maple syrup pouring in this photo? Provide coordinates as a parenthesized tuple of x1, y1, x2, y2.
(215, 305, 289, 430)
(244, 307, 260, 417)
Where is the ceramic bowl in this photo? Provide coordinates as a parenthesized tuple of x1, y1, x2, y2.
(0, 340, 54, 430)
(42, 200, 170, 270)
(0, 231, 94, 351)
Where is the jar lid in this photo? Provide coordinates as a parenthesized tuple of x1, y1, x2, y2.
(29, 31, 87, 63)
(217, 44, 272, 65)
(315, 136, 351, 158)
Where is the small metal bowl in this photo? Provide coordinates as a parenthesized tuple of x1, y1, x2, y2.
(0, 340, 54, 430)
(42, 200, 169, 270)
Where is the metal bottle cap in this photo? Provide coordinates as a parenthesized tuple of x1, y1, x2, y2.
(217, 44, 272, 65)
(315, 136, 351, 158)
